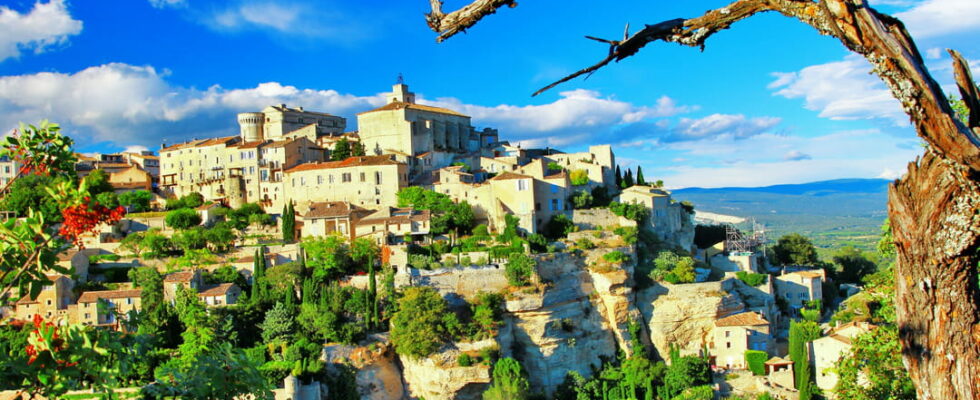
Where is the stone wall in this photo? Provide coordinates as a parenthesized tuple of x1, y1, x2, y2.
(402, 265, 510, 300)
(572, 208, 636, 231)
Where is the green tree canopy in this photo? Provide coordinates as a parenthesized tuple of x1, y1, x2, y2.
(773, 233, 819, 266)
(165, 208, 202, 230)
(260, 302, 295, 344)
(118, 190, 153, 212)
(303, 235, 352, 281)
(832, 246, 878, 284)
(390, 286, 456, 358)
(483, 357, 530, 400)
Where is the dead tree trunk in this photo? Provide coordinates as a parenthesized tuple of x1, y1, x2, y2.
(425, 0, 980, 398)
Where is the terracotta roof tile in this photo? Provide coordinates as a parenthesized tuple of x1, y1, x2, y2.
(164, 271, 197, 283)
(715, 311, 769, 327)
(490, 171, 532, 181)
(357, 101, 468, 117)
(303, 201, 361, 219)
(198, 283, 238, 296)
(78, 289, 142, 303)
(285, 155, 401, 173)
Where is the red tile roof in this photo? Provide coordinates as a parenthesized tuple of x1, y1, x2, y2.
(304, 201, 359, 219)
(198, 283, 238, 296)
(715, 311, 769, 327)
(164, 271, 197, 283)
(357, 101, 468, 117)
(285, 155, 401, 173)
(78, 289, 142, 303)
(490, 171, 532, 181)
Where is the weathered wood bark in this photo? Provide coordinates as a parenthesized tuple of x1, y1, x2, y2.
(425, 0, 980, 398)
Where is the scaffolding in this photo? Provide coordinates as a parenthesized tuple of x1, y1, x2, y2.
(725, 221, 768, 254)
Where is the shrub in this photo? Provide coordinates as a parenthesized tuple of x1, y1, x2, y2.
(472, 224, 490, 238)
(527, 233, 548, 253)
(165, 208, 201, 230)
(745, 350, 768, 375)
(543, 213, 575, 240)
(608, 201, 649, 222)
(458, 353, 473, 367)
(576, 238, 596, 250)
(571, 190, 593, 209)
(736, 271, 767, 287)
(118, 190, 152, 212)
(569, 169, 589, 186)
(391, 287, 457, 358)
(546, 161, 563, 172)
(602, 251, 628, 264)
(505, 253, 535, 286)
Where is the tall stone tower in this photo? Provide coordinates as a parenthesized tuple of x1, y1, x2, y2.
(386, 83, 416, 104)
(237, 112, 265, 142)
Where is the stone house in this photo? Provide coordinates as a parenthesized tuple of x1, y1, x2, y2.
(108, 165, 152, 193)
(711, 311, 772, 369)
(76, 289, 142, 326)
(300, 201, 371, 240)
(284, 155, 408, 210)
(775, 269, 825, 309)
(163, 270, 204, 303)
(356, 207, 431, 245)
(618, 185, 693, 249)
(13, 275, 75, 322)
(197, 283, 241, 306)
(810, 321, 876, 394)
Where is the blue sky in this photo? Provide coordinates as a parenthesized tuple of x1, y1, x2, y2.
(0, 0, 977, 188)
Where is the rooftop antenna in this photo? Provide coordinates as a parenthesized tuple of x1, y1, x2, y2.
(396, 73, 405, 85)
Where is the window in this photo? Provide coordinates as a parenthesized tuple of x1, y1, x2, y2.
(799, 293, 806, 299)
(301, 177, 306, 185)
(375, 171, 382, 184)
(360, 172, 366, 182)
(551, 199, 559, 211)
(517, 179, 528, 191)
(292, 178, 296, 187)
(317, 175, 323, 184)
(85, 313, 91, 319)
(329, 174, 334, 183)
(126, 298, 132, 305)
(342, 173, 351, 183)
(46, 300, 52, 306)
(726, 342, 731, 349)
(725, 330, 730, 338)
(550, 185, 558, 194)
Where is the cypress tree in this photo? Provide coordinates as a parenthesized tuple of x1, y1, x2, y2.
(789, 320, 821, 400)
(251, 248, 264, 302)
(282, 202, 295, 243)
(369, 257, 378, 328)
(623, 168, 634, 188)
(615, 165, 623, 188)
(636, 166, 646, 186)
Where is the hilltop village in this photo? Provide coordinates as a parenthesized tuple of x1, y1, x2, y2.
(1, 83, 880, 400)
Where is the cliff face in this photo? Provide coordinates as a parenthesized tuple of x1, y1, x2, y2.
(399, 341, 494, 400)
(637, 279, 746, 358)
(322, 335, 405, 400)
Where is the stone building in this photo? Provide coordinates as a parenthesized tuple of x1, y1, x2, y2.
(810, 321, 876, 395)
(76, 289, 142, 326)
(13, 275, 75, 322)
(197, 283, 241, 306)
(0, 155, 19, 188)
(108, 165, 153, 193)
(711, 311, 772, 369)
(618, 185, 694, 250)
(355, 207, 431, 244)
(163, 270, 204, 303)
(775, 269, 825, 309)
(300, 201, 371, 240)
(284, 155, 408, 210)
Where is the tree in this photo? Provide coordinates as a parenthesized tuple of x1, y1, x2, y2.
(0, 173, 62, 221)
(260, 302, 294, 344)
(832, 246, 878, 284)
(352, 238, 380, 328)
(165, 208, 201, 230)
(120, 231, 147, 258)
(95, 191, 118, 209)
(390, 286, 456, 358)
(636, 165, 646, 186)
(141, 228, 173, 257)
(773, 233, 818, 266)
(331, 137, 352, 161)
(659, 355, 711, 399)
(483, 357, 530, 400)
(118, 190, 152, 212)
(423, 3, 980, 397)
(303, 235, 352, 281)
(128, 267, 166, 335)
(351, 140, 366, 157)
(789, 320, 821, 400)
(571, 190, 593, 209)
(614, 165, 622, 188)
(251, 248, 265, 302)
(505, 253, 535, 286)
(623, 168, 634, 188)
(144, 343, 272, 400)
(569, 169, 589, 186)
(542, 213, 574, 240)
(84, 169, 114, 195)
(281, 202, 296, 243)
(204, 224, 236, 252)
(174, 286, 216, 359)
(172, 227, 207, 252)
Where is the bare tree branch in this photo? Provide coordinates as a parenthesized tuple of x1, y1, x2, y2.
(950, 49, 980, 130)
(425, 0, 517, 43)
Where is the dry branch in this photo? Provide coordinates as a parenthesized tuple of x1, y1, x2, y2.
(426, 0, 517, 43)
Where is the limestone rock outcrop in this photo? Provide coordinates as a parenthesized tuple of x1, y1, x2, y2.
(399, 339, 495, 400)
(322, 335, 405, 400)
(637, 278, 745, 357)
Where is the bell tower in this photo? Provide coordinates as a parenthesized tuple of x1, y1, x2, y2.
(386, 75, 416, 104)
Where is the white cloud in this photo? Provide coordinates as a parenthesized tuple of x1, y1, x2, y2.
(0, 0, 82, 62)
(655, 129, 921, 188)
(0, 63, 693, 150)
(674, 114, 781, 141)
(783, 150, 812, 161)
(896, 0, 980, 39)
(124, 145, 150, 153)
(148, 0, 187, 8)
(769, 55, 908, 126)
(0, 63, 385, 147)
(926, 47, 942, 60)
(195, 1, 373, 42)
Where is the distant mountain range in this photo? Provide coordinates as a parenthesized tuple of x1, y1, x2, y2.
(672, 178, 892, 250)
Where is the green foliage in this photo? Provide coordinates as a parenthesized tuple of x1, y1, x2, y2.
(735, 271, 767, 287)
(391, 287, 457, 358)
(281, 202, 295, 243)
(608, 201, 649, 222)
(166, 192, 204, 210)
(473, 224, 490, 238)
(0, 173, 63, 221)
(458, 353, 474, 367)
(543, 213, 575, 240)
(526, 233, 548, 253)
(659, 355, 712, 400)
(590, 186, 612, 207)
(128, 267, 167, 336)
(226, 203, 268, 230)
(576, 237, 596, 250)
(83, 169, 114, 195)
(571, 189, 594, 209)
(831, 246, 878, 284)
(141, 229, 173, 257)
(800, 307, 821, 323)
(651, 251, 696, 284)
(602, 250, 628, 264)
(694, 224, 727, 249)
(635, 166, 646, 186)
(469, 291, 504, 340)
(172, 226, 207, 252)
(95, 191, 119, 209)
(165, 208, 201, 230)
(569, 169, 589, 186)
(204, 223, 237, 252)
(622, 168, 634, 188)
(789, 320, 821, 398)
(260, 302, 295, 344)
(744, 350, 767, 376)
(547, 161, 563, 172)
(672, 385, 714, 400)
(483, 357, 530, 400)
(505, 253, 535, 286)
(303, 235, 352, 281)
(397, 187, 475, 235)
(118, 190, 152, 212)
(773, 233, 818, 266)
(144, 343, 272, 399)
(331, 137, 353, 161)
(835, 325, 915, 399)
